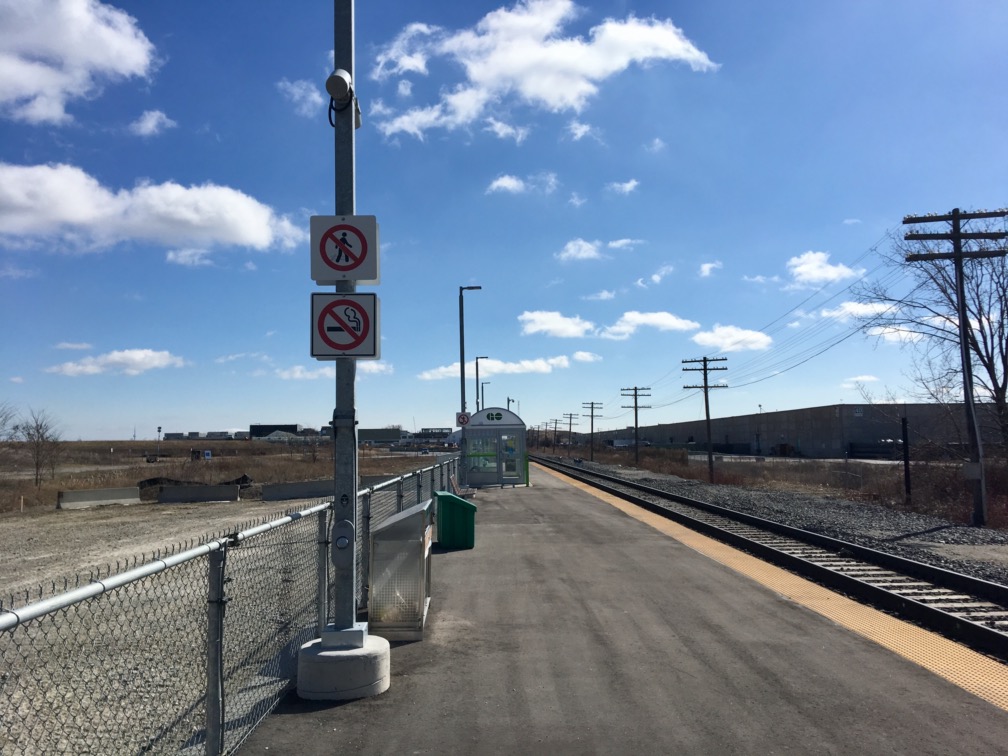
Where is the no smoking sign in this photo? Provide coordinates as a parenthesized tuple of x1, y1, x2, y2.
(311, 293, 380, 360)
(310, 215, 380, 284)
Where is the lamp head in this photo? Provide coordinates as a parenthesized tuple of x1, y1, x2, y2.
(326, 69, 353, 101)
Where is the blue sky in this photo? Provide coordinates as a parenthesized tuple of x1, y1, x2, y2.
(1, 0, 1006, 440)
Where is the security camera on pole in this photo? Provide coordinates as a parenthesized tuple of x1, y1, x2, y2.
(298, 0, 390, 701)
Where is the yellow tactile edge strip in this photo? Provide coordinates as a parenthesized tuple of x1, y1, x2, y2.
(536, 464, 1008, 711)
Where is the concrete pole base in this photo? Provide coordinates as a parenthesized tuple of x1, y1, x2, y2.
(296, 635, 391, 701)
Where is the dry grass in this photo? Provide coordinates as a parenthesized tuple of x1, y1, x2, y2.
(0, 439, 435, 514)
(551, 444, 1008, 530)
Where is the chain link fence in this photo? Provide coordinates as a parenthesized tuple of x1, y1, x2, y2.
(0, 456, 457, 755)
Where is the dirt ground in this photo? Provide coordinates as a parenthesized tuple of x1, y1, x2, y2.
(0, 498, 316, 601)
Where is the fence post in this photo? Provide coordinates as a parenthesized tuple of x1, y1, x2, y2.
(396, 478, 404, 513)
(360, 490, 372, 610)
(206, 547, 228, 756)
(416, 471, 423, 506)
(316, 506, 330, 636)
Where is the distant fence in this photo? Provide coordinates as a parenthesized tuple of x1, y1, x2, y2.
(0, 457, 458, 755)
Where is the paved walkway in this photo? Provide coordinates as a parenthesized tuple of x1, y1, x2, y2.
(240, 466, 1008, 754)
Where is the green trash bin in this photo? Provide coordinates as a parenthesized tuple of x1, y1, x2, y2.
(435, 491, 477, 550)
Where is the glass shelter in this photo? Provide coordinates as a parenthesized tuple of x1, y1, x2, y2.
(463, 407, 527, 488)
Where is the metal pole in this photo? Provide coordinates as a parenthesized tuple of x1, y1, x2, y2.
(316, 508, 329, 636)
(459, 288, 466, 413)
(206, 547, 227, 755)
(330, 0, 359, 631)
(902, 416, 912, 507)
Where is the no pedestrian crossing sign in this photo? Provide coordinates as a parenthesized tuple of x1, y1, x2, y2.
(310, 215, 380, 284)
(311, 292, 380, 359)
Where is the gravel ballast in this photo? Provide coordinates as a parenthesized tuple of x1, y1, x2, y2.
(574, 459, 1008, 588)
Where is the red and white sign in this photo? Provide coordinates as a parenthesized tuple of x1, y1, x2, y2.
(311, 293, 380, 359)
(456, 412, 471, 427)
(310, 215, 380, 284)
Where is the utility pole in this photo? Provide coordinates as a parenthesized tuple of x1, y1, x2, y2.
(683, 357, 727, 482)
(582, 401, 603, 462)
(620, 387, 651, 466)
(550, 419, 561, 451)
(903, 207, 1008, 526)
(562, 412, 579, 455)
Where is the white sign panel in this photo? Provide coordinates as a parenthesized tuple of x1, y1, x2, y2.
(311, 293, 380, 359)
(310, 215, 380, 284)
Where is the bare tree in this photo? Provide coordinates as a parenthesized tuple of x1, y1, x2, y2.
(14, 407, 62, 487)
(0, 401, 17, 465)
(855, 220, 1008, 448)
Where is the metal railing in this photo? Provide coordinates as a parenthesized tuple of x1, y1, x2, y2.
(0, 456, 457, 755)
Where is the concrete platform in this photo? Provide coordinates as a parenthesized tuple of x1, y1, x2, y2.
(241, 465, 1008, 754)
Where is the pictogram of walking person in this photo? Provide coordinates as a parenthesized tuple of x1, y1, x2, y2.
(334, 231, 353, 263)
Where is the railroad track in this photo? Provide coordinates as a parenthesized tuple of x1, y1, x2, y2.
(531, 454, 1008, 662)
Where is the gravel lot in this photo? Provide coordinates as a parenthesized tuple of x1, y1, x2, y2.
(578, 460, 1008, 587)
(0, 498, 308, 602)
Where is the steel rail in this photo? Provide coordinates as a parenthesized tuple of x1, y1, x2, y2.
(532, 455, 1008, 662)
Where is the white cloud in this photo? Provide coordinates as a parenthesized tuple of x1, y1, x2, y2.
(607, 238, 643, 250)
(867, 325, 922, 344)
(276, 365, 336, 380)
(0, 0, 156, 124)
(486, 174, 526, 193)
(785, 251, 863, 288)
(645, 137, 666, 152)
(45, 348, 185, 376)
(276, 78, 325, 117)
(743, 274, 780, 284)
(820, 301, 890, 320)
(601, 311, 699, 340)
(371, 0, 717, 139)
(485, 117, 529, 143)
(573, 350, 601, 362)
(166, 248, 212, 267)
(556, 238, 602, 261)
(568, 192, 586, 207)
(0, 162, 304, 252)
(486, 171, 556, 194)
(418, 354, 570, 380)
(841, 374, 878, 390)
(128, 109, 176, 136)
(0, 261, 36, 279)
(842, 218, 862, 225)
(397, 79, 413, 98)
(568, 120, 593, 140)
(216, 352, 269, 364)
(359, 361, 394, 375)
(607, 179, 639, 194)
(691, 324, 772, 352)
(584, 289, 614, 301)
(699, 261, 722, 277)
(650, 264, 675, 284)
(55, 342, 92, 350)
(10, 376, 23, 383)
(518, 310, 595, 337)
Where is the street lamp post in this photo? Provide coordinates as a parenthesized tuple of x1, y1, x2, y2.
(756, 404, 762, 455)
(156, 426, 161, 458)
(475, 356, 488, 411)
(458, 286, 482, 414)
(481, 381, 490, 410)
